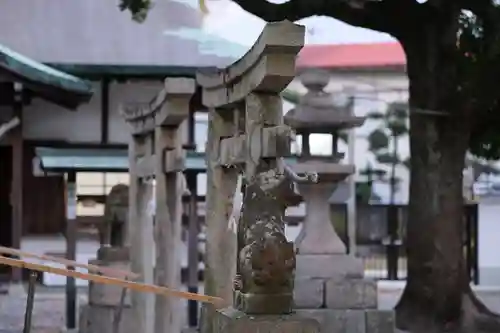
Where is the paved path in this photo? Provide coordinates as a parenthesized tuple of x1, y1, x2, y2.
(1, 281, 500, 333)
(0, 285, 77, 333)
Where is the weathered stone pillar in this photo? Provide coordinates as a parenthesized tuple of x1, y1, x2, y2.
(123, 78, 195, 333)
(79, 248, 134, 333)
(127, 131, 155, 333)
(204, 108, 239, 303)
(153, 78, 195, 333)
(285, 70, 396, 333)
(79, 184, 136, 333)
(297, 182, 346, 254)
(197, 20, 320, 333)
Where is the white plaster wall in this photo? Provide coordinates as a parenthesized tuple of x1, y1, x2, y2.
(23, 82, 102, 142)
(22, 80, 171, 144)
(477, 201, 500, 286)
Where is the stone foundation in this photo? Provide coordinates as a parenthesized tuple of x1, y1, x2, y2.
(294, 254, 396, 333)
(297, 309, 394, 333)
(78, 247, 132, 333)
(214, 307, 320, 333)
(79, 304, 135, 333)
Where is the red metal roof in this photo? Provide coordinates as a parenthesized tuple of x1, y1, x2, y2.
(297, 42, 406, 69)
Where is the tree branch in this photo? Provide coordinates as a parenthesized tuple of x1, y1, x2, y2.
(231, 0, 418, 35)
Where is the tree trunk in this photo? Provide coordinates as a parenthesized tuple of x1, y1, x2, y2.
(395, 29, 500, 332)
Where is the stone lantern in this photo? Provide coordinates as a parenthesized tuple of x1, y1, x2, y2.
(285, 71, 395, 333)
(285, 70, 365, 264)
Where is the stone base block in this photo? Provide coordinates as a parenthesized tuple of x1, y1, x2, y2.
(294, 278, 324, 309)
(234, 290, 293, 314)
(365, 309, 396, 333)
(325, 278, 377, 309)
(88, 281, 132, 306)
(182, 328, 199, 333)
(97, 246, 130, 262)
(87, 259, 132, 306)
(296, 254, 364, 279)
(214, 307, 319, 333)
(296, 309, 395, 333)
(79, 304, 135, 333)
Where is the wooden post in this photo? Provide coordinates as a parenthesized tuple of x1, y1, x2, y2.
(186, 105, 199, 327)
(186, 170, 199, 327)
(65, 171, 77, 329)
(10, 84, 23, 282)
(154, 78, 194, 333)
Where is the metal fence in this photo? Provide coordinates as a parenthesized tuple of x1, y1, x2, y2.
(331, 203, 479, 284)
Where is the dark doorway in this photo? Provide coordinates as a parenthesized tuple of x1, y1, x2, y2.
(0, 146, 12, 281)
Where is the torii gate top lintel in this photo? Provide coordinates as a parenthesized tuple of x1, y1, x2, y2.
(196, 20, 305, 109)
(197, 21, 306, 180)
(121, 77, 195, 179)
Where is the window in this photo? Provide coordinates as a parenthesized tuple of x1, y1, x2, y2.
(310, 134, 333, 156)
(197, 173, 207, 196)
(104, 173, 130, 194)
(77, 172, 105, 195)
(76, 172, 130, 216)
(291, 135, 302, 155)
(195, 113, 208, 152)
(77, 202, 104, 216)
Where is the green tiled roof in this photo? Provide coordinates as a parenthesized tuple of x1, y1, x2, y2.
(36, 147, 297, 172)
(36, 147, 207, 172)
(0, 44, 93, 108)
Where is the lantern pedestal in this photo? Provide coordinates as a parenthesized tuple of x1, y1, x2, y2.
(284, 70, 396, 333)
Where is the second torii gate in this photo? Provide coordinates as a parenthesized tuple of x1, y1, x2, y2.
(122, 77, 195, 333)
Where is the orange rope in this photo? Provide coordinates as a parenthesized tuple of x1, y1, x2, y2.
(0, 246, 139, 279)
(0, 255, 223, 305)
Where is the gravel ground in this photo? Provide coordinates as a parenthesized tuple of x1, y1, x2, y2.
(0, 284, 83, 333)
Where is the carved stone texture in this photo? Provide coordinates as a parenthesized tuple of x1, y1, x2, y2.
(235, 168, 297, 314)
(214, 307, 320, 333)
(197, 21, 307, 316)
(103, 183, 129, 247)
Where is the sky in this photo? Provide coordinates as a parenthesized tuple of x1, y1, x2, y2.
(201, 0, 396, 46)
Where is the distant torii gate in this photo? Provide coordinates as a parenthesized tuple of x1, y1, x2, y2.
(122, 78, 195, 333)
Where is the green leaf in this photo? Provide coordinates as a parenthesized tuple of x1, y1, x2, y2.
(367, 129, 390, 151)
(119, 0, 153, 22)
(380, 176, 402, 186)
(367, 111, 385, 120)
(355, 182, 373, 203)
(376, 153, 401, 165)
(359, 166, 387, 179)
(387, 120, 409, 137)
(387, 102, 409, 119)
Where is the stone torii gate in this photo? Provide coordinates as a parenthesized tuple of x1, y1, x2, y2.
(198, 20, 319, 333)
(122, 78, 195, 333)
